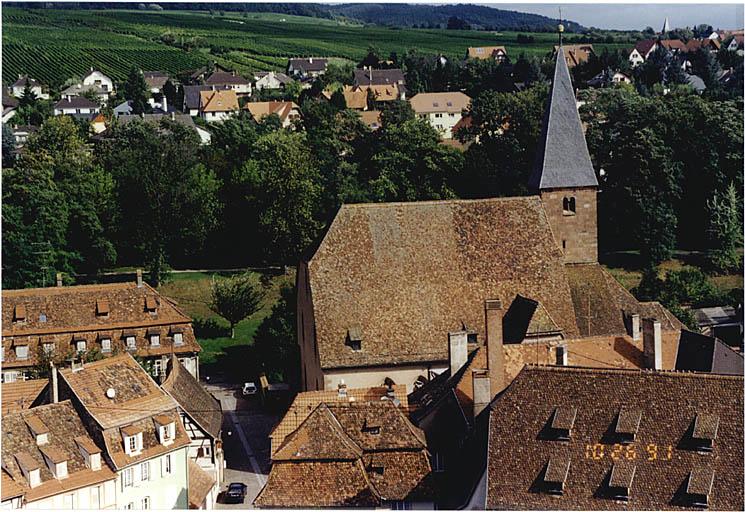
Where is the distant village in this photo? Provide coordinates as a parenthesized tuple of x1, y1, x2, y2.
(1, 14, 744, 512)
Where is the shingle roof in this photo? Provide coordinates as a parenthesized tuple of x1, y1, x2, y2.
(554, 44, 595, 67)
(674, 330, 744, 375)
(54, 97, 98, 109)
(634, 39, 658, 57)
(359, 109, 382, 129)
(1, 379, 47, 414)
(353, 68, 406, 86)
(1, 469, 24, 501)
(529, 46, 598, 190)
(409, 92, 471, 114)
(255, 71, 293, 85)
(183, 85, 230, 110)
(306, 196, 581, 369)
(143, 71, 169, 90)
(322, 86, 369, 110)
(2, 401, 117, 503)
(200, 89, 239, 113)
(187, 459, 216, 509)
(486, 366, 743, 510)
(161, 356, 222, 439)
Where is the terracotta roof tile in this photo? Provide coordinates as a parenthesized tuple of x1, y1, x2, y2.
(161, 356, 222, 439)
(2, 379, 47, 414)
(199, 89, 238, 113)
(243, 101, 300, 122)
(410, 92, 471, 114)
(1, 469, 24, 501)
(187, 459, 216, 508)
(467, 46, 507, 59)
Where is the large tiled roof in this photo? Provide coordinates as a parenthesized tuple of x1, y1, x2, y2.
(1, 379, 47, 414)
(162, 356, 222, 439)
(143, 71, 169, 90)
(410, 92, 471, 114)
(243, 101, 300, 122)
(54, 96, 98, 109)
(205, 71, 250, 86)
(1, 401, 117, 503)
(486, 366, 744, 510)
(187, 459, 216, 509)
(306, 197, 580, 369)
(12, 75, 40, 88)
(199, 89, 239, 113)
(1, 469, 24, 501)
(675, 330, 743, 375)
(529, 46, 598, 190)
(353, 68, 406, 86)
(288, 58, 328, 73)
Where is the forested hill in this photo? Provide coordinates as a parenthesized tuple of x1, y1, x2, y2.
(10, 2, 584, 32)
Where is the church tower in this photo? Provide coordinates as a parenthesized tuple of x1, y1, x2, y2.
(528, 43, 599, 264)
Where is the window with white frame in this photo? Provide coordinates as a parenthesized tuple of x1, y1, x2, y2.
(122, 468, 134, 489)
(15, 345, 29, 360)
(163, 454, 172, 475)
(126, 336, 136, 350)
(43, 343, 54, 355)
(150, 334, 160, 347)
(159, 422, 175, 445)
(141, 497, 150, 510)
(76, 340, 86, 352)
(140, 461, 150, 481)
(153, 359, 163, 376)
(173, 332, 183, 345)
(123, 432, 143, 456)
(3, 371, 18, 383)
(101, 338, 112, 353)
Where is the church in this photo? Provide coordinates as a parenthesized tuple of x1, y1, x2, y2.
(296, 45, 683, 394)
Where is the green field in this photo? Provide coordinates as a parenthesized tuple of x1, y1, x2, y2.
(2, 7, 630, 87)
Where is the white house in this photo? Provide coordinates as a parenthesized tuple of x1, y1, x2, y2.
(204, 71, 252, 96)
(629, 39, 658, 67)
(56, 354, 190, 510)
(254, 71, 294, 91)
(11, 76, 48, 100)
(82, 69, 114, 95)
(287, 58, 328, 79)
(199, 89, 239, 123)
(409, 91, 471, 139)
(53, 97, 100, 117)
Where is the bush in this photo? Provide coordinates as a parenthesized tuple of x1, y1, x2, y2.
(192, 316, 230, 339)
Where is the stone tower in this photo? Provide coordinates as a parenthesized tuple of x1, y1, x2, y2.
(528, 45, 599, 264)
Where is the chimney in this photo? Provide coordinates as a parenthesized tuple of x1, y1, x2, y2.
(472, 370, 491, 419)
(337, 380, 347, 399)
(630, 314, 641, 341)
(448, 331, 468, 377)
(485, 299, 505, 399)
(642, 318, 662, 370)
(309, 57, 313, 64)
(136, 269, 143, 287)
(56, 273, 63, 287)
(556, 344, 569, 366)
(50, 363, 59, 404)
(162, 95, 168, 112)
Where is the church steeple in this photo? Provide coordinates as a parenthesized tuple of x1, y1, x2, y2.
(528, 44, 598, 191)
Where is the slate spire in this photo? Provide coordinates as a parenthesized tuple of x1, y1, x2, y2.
(528, 46, 598, 191)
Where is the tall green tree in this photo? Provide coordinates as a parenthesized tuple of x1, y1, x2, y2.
(705, 183, 743, 272)
(253, 283, 298, 383)
(124, 66, 150, 115)
(209, 272, 265, 338)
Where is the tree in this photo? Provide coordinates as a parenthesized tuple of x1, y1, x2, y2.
(124, 66, 150, 115)
(209, 273, 265, 338)
(253, 283, 298, 383)
(18, 81, 38, 108)
(705, 183, 743, 273)
(359, 45, 382, 69)
(380, 100, 415, 127)
(447, 16, 470, 30)
(2, 124, 16, 169)
(329, 88, 347, 110)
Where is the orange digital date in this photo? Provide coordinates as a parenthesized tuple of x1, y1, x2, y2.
(584, 443, 672, 461)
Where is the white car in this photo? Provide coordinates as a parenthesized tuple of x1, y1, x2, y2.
(242, 382, 257, 396)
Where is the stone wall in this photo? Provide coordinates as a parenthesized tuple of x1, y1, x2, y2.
(540, 187, 597, 263)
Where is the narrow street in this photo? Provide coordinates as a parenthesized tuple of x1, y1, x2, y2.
(205, 382, 278, 509)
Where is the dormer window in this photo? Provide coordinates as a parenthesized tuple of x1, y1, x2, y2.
(362, 418, 381, 435)
(122, 426, 143, 456)
(614, 408, 641, 444)
(608, 462, 635, 502)
(15, 343, 29, 361)
(96, 300, 109, 316)
(25, 415, 49, 445)
(40, 445, 68, 480)
(74, 337, 87, 353)
(691, 414, 719, 453)
(686, 468, 714, 508)
(147, 328, 160, 347)
(124, 331, 137, 351)
(75, 436, 102, 471)
(543, 457, 570, 495)
(43, 341, 55, 355)
(13, 305, 26, 322)
(145, 297, 158, 313)
(154, 415, 176, 446)
(347, 326, 362, 351)
(171, 327, 184, 346)
(15, 453, 41, 488)
(562, 196, 576, 216)
(549, 406, 577, 440)
(100, 337, 112, 353)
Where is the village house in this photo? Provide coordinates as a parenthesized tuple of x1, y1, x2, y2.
(61, 69, 114, 105)
(161, 356, 223, 509)
(243, 101, 301, 128)
(204, 71, 252, 96)
(199, 89, 239, 122)
(554, 44, 594, 68)
(287, 57, 328, 79)
(725, 34, 744, 52)
(1, 401, 119, 509)
(686, 37, 721, 53)
(11, 76, 48, 100)
(54, 354, 191, 509)
(322, 86, 369, 110)
(475, 365, 743, 510)
(587, 70, 632, 87)
(3, 92, 19, 124)
(52, 96, 100, 118)
(629, 39, 658, 67)
(675, 330, 743, 374)
(409, 91, 471, 139)
(254, 398, 434, 509)
(142, 71, 169, 95)
(297, 45, 682, 395)
(692, 305, 743, 348)
(353, 68, 407, 99)
(1, 271, 201, 383)
(253, 71, 294, 91)
(182, 85, 230, 116)
(465, 46, 508, 62)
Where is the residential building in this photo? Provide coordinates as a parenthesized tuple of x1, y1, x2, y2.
(409, 92, 471, 139)
(2, 93, 18, 124)
(81, 68, 114, 94)
(90, 113, 107, 134)
(254, 400, 434, 508)
(675, 330, 743, 375)
(2, 400, 118, 509)
(10, 125, 37, 148)
(353, 68, 407, 98)
(629, 39, 658, 67)
(477, 365, 743, 510)
(685, 73, 707, 93)
(1, 272, 201, 383)
(55, 354, 191, 510)
(465, 46, 508, 62)
(161, 356, 223, 509)
(182, 85, 230, 116)
(199, 89, 239, 122)
(587, 70, 632, 87)
(2, 469, 24, 509)
(1, 379, 47, 414)
(359, 83, 402, 102)
(358, 110, 382, 130)
(204, 71, 252, 96)
(254, 71, 294, 91)
(243, 101, 301, 128)
(659, 38, 687, 54)
(287, 57, 328, 79)
(61, 69, 114, 105)
(322, 86, 369, 110)
(686, 38, 721, 53)
(11, 76, 48, 100)
(726, 34, 744, 51)
(692, 305, 743, 348)
(189, 64, 231, 85)
(554, 44, 594, 67)
(142, 71, 169, 94)
(52, 97, 99, 118)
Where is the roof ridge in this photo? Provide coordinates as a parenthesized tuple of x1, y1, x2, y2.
(3, 282, 136, 295)
(340, 195, 541, 210)
(523, 364, 744, 380)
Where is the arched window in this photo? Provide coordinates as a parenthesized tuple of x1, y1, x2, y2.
(563, 196, 576, 215)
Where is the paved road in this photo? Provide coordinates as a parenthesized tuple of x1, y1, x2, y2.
(206, 383, 278, 509)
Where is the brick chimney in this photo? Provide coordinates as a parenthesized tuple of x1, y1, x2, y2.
(448, 331, 468, 377)
(556, 344, 568, 366)
(136, 269, 143, 288)
(472, 370, 490, 419)
(630, 314, 641, 341)
(642, 318, 662, 370)
(485, 299, 505, 398)
(49, 363, 59, 404)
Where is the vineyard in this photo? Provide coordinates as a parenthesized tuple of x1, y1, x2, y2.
(2, 7, 631, 88)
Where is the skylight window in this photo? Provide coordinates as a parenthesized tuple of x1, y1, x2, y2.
(608, 462, 636, 502)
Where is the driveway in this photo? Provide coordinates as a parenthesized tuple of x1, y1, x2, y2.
(206, 381, 278, 509)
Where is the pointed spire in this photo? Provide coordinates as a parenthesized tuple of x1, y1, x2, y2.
(528, 46, 598, 191)
(661, 17, 670, 34)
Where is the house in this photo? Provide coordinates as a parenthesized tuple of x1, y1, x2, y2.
(1, 271, 201, 383)
(1, 469, 24, 509)
(52, 97, 100, 118)
(629, 39, 658, 67)
(182, 85, 230, 116)
(465, 46, 508, 62)
(297, 46, 681, 394)
(358, 83, 403, 103)
(61, 69, 114, 105)
(161, 356, 223, 509)
(659, 38, 687, 54)
(726, 34, 744, 51)
(358, 110, 382, 130)
(243, 101, 301, 128)
(1, 379, 47, 414)
(254, 71, 294, 91)
(554, 44, 594, 68)
(675, 330, 743, 375)
(587, 70, 632, 87)
(409, 92, 471, 139)
(11, 76, 48, 100)
(54, 354, 191, 509)
(322, 86, 369, 110)
(90, 113, 107, 134)
(82, 68, 113, 93)
(204, 71, 252, 96)
(1, 400, 119, 509)
(287, 57, 328, 79)
(142, 71, 169, 94)
(477, 365, 743, 510)
(199, 89, 239, 122)
(2, 93, 18, 124)
(254, 400, 434, 508)
(11, 125, 38, 147)
(189, 64, 231, 85)
(686, 38, 721, 53)
(353, 68, 407, 98)
(692, 305, 743, 348)
(684, 73, 707, 93)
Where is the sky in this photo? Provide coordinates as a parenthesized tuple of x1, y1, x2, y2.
(495, 3, 744, 31)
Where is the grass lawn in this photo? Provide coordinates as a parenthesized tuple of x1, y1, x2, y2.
(158, 269, 293, 366)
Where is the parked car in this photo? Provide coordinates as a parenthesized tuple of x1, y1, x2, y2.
(225, 482, 247, 504)
(242, 382, 257, 396)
